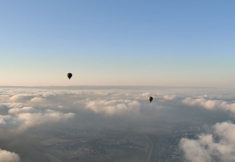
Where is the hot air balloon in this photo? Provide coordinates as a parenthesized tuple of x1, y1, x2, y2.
(149, 96, 153, 103)
(67, 73, 72, 80)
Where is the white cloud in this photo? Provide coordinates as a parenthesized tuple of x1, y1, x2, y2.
(1, 87, 235, 161)
(0, 89, 77, 133)
(86, 99, 140, 115)
(30, 97, 45, 103)
(17, 111, 75, 131)
(182, 97, 235, 114)
(180, 121, 235, 162)
(1, 87, 235, 135)
(162, 95, 176, 101)
(10, 94, 33, 102)
(8, 107, 36, 114)
(0, 149, 20, 162)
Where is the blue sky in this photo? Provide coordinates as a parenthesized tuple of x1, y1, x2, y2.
(1, 0, 235, 86)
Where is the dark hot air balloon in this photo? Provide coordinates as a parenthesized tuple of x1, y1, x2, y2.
(149, 96, 153, 103)
(67, 73, 72, 79)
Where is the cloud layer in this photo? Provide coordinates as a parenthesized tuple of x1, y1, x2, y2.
(180, 121, 235, 162)
(0, 87, 234, 161)
(0, 87, 235, 133)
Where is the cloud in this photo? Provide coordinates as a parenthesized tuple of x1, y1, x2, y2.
(8, 107, 36, 114)
(1, 87, 234, 134)
(1, 87, 235, 134)
(180, 121, 235, 162)
(17, 111, 75, 131)
(0, 149, 20, 162)
(0, 107, 75, 133)
(162, 95, 176, 101)
(182, 97, 235, 114)
(86, 99, 140, 115)
(30, 97, 45, 103)
(0, 90, 76, 133)
(10, 94, 33, 102)
(1, 87, 235, 161)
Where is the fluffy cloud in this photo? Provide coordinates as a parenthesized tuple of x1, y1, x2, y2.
(30, 97, 45, 103)
(17, 111, 75, 131)
(0, 90, 77, 133)
(182, 97, 235, 113)
(10, 94, 34, 102)
(86, 99, 140, 115)
(1, 88, 235, 131)
(1, 88, 235, 130)
(1, 87, 235, 161)
(180, 121, 235, 162)
(0, 149, 20, 162)
(162, 95, 176, 101)
(0, 88, 149, 132)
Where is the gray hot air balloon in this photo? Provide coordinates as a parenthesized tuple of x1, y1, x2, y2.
(67, 73, 72, 80)
(149, 96, 153, 103)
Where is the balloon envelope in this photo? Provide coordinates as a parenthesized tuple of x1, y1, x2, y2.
(67, 73, 72, 79)
(149, 96, 153, 103)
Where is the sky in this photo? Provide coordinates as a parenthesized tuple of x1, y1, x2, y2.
(1, 0, 235, 86)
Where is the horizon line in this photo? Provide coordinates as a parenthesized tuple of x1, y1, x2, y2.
(0, 85, 226, 89)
